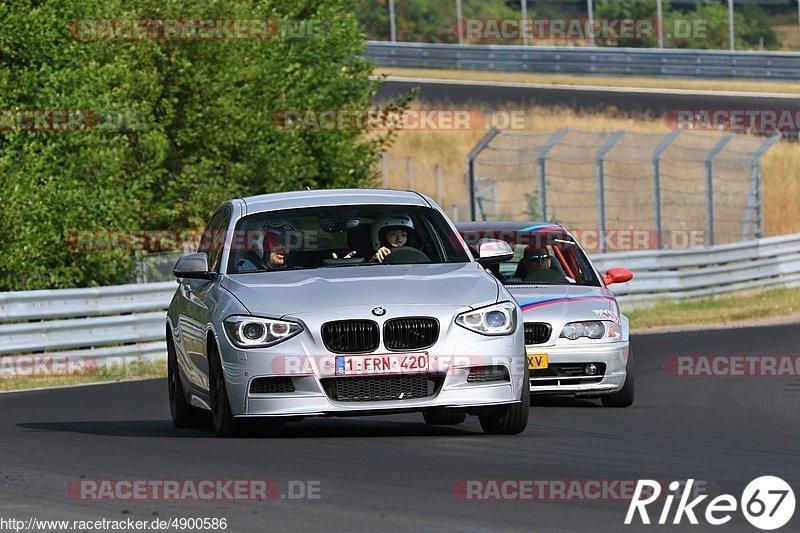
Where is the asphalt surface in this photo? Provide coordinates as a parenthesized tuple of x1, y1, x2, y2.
(377, 78, 800, 116)
(1, 324, 798, 532)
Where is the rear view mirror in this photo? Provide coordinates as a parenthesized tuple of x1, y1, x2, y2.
(476, 238, 514, 266)
(174, 253, 217, 281)
(602, 267, 633, 286)
(320, 218, 360, 233)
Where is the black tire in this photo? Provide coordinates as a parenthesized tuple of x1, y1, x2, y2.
(423, 408, 466, 426)
(209, 343, 243, 437)
(479, 375, 530, 435)
(602, 350, 635, 408)
(167, 335, 207, 428)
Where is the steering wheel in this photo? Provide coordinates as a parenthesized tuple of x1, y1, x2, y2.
(381, 246, 431, 264)
(319, 257, 365, 267)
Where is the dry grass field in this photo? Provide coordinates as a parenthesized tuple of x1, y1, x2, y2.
(378, 103, 800, 236)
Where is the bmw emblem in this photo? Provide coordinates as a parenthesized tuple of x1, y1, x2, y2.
(372, 307, 386, 317)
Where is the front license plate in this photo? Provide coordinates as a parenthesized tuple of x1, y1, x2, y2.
(527, 353, 548, 369)
(335, 353, 429, 376)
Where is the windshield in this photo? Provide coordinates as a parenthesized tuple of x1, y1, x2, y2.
(462, 230, 601, 287)
(227, 205, 470, 274)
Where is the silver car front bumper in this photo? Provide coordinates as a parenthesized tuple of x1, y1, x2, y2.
(215, 315, 528, 417)
(526, 341, 629, 396)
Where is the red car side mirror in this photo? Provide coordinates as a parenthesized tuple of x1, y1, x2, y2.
(602, 267, 633, 286)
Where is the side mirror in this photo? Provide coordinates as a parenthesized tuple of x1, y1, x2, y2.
(602, 267, 633, 286)
(174, 253, 217, 281)
(476, 238, 514, 266)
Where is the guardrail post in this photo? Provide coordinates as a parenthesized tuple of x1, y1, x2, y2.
(595, 130, 626, 253)
(466, 127, 501, 221)
(537, 128, 569, 221)
(652, 131, 680, 249)
(705, 135, 733, 246)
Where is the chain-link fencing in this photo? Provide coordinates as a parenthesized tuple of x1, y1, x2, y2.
(468, 128, 781, 251)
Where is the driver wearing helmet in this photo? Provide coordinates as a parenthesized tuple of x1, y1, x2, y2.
(235, 219, 299, 272)
(368, 213, 415, 263)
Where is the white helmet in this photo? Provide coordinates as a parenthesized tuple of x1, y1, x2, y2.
(371, 213, 415, 250)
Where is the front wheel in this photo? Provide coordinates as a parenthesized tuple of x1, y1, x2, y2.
(479, 377, 530, 435)
(209, 343, 243, 437)
(167, 335, 207, 428)
(602, 350, 635, 408)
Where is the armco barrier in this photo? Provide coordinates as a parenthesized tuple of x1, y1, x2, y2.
(0, 233, 798, 370)
(0, 282, 174, 369)
(365, 41, 800, 81)
(593, 233, 800, 304)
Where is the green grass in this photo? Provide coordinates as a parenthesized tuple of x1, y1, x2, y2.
(626, 286, 800, 330)
(0, 360, 166, 392)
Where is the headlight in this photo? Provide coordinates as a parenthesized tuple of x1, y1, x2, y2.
(455, 302, 518, 336)
(559, 321, 620, 341)
(223, 316, 302, 348)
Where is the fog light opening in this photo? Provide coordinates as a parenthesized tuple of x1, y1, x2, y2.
(584, 363, 598, 376)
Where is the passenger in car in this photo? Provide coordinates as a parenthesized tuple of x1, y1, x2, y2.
(517, 246, 567, 283)
(235, 220, 298, 272)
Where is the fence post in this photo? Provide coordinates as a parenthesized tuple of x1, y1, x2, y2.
(389, 0, 397, 42)
(652, 131, 680, 249)
(406, 157, 413, 189)
(705, 135, 733, 246)
(595, 130, 625, 253)
(457, 0, 464, 45)
(745, 133, 781, 240)
(435, 164, 442, 205)
(381, 152, 388, 188)
(466, 127, 501, 221)
(537, 128, 569, 222)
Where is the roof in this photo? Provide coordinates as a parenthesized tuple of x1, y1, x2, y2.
(456, 221, 565, 233)
(241, 189, 430, 215)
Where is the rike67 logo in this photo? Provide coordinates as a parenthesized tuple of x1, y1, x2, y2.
(626, 477, 795, 530)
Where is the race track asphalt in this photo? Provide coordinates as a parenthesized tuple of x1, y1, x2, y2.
(377, 78, 800, 116)
(0, 323, 798, 532)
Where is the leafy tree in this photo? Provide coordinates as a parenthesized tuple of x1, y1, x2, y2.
(358, 0, 521, 43)
(0, 0, 408, 290)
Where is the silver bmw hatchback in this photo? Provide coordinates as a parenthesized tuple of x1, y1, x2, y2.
(167, 189, 529, 436)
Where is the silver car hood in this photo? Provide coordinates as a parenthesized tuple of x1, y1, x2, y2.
(506, 284, 620, 323)
(221, 262, 499, 316)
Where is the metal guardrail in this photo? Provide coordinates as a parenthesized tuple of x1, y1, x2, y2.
(365, 41, 800, 80)
(0, 233, 798, 371)
(593, 233, 800, 304)
(0, 282, 174, 370)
